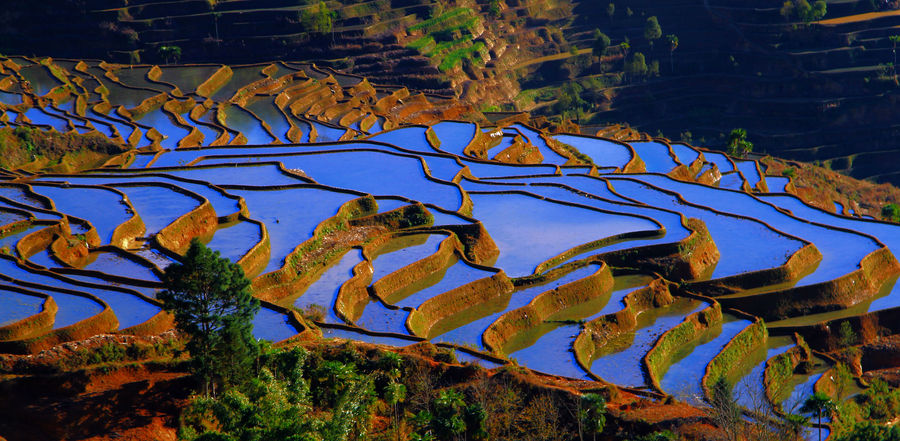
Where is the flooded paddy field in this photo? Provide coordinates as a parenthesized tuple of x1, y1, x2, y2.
(0, 59, 896, 437)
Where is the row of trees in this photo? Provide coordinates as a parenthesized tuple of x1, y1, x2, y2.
(780, 0, 827, 22)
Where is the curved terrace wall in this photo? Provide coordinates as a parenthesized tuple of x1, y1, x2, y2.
(688, 243, 822, 294)
(370, 232, 459, 304)
(0, 303, 117, 354)
(251, 195, 378, 302)
(644, 300, 724, 394)
(720, 246, 900, 320)
(0, 288, 56, 341)
(570, 218, 720, 283)
(773, 305, 900, 352)
(701, 313, 768, 401)
(332, 256, 375, 325)
(49, 233, 90, 267)
(572, 278, 676, 382)
(763, 335, 813, 411)
(0, 276, 117, 354)
(15, 221, 67, 260)
(406, 271, 515, 339)
(481, 263, 614, 355)
(196, 65, 234, 98)
(148, 184, 218, 256)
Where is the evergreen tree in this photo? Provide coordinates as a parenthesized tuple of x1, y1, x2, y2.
(666, 34, 679, 72)
(644, 16, 662, 48)
(592, 31, 611, 58)
(626, 52, 648, 81)
(159, 238, 260, 395)
(883, 203, 900, 222)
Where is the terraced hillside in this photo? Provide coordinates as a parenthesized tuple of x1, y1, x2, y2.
(548, 0, 900, 187)
(0, 0, 578, 103)
(10, 0, 900, 189)
(5, 56, 900, 438)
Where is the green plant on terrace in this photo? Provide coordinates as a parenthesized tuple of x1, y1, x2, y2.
(666, 34, 678, 73)
(727, 128, 753, 158)
(625, 52, 648, 82)
(838, 320, 858, 347)
(157, 45, 182, 64)
(644, 16, 662, 49)
(300, 1, 335, 35)
(488, 0, 502, 18)
(592, 31, 610, 59)
(834, 422, 900, 441)
(882, 203, 900, 222)
(780, 0, 826, 22)
(575, 393, 606, 441)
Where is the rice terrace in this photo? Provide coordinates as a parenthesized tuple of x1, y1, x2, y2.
(4, 0, 900, 440)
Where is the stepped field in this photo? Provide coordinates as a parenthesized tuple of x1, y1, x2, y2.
(2, 56, 899, 438)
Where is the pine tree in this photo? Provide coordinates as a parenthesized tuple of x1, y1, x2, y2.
(644, 16, 662, 48)
(159, 238, 260, 395)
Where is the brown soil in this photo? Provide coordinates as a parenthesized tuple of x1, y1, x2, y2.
(0, 363, 190, 441)
(0, 127, 127, 173)
(0, 334, 726, 441)
(293, 224, 386, 275)
(761, 156, 900, 218)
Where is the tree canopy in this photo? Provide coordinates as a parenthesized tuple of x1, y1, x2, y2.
(300, 1, 335, 35)
(834, 422, 900, 441)
(159, 238, 260, 395)
(592, 31, 611, 58)
(626, 52, 648, 80)
(883, 203, 900, 222)
(800, 392, 835, 441)
(644, 16, 662, 45)
(780, 0, 827, 22)
(727, 128, 753, 158)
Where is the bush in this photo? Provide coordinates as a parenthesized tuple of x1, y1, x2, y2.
(882, 203, 900, 222)
(834, 422, 900, 441)
(592, 32, 610, 58)
(625, 52, 648, 80)
(781, 0, 827, 22)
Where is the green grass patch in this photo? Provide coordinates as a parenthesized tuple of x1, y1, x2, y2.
(438, 42, 486, 72)
(407, 35, 436, 51)
(425, 37, 470, 58)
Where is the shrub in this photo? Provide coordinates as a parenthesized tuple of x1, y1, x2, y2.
(592, 32, 610, 58)
(882, 203, 900, 222)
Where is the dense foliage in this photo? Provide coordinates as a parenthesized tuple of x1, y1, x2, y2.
(159, 239, 260, 395)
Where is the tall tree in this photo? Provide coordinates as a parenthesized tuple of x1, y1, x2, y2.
(626, 52, 648, 82)
(800, 392, 836, 441)
(579, 393, 606, 441)
(890, 35, 900, 77)
(666, 34, 679, 73)
(645, 16, 662, 48)
(727, 128, 753, 158)
(158, 238, 260, 395)
(592, 31, 611, 59)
